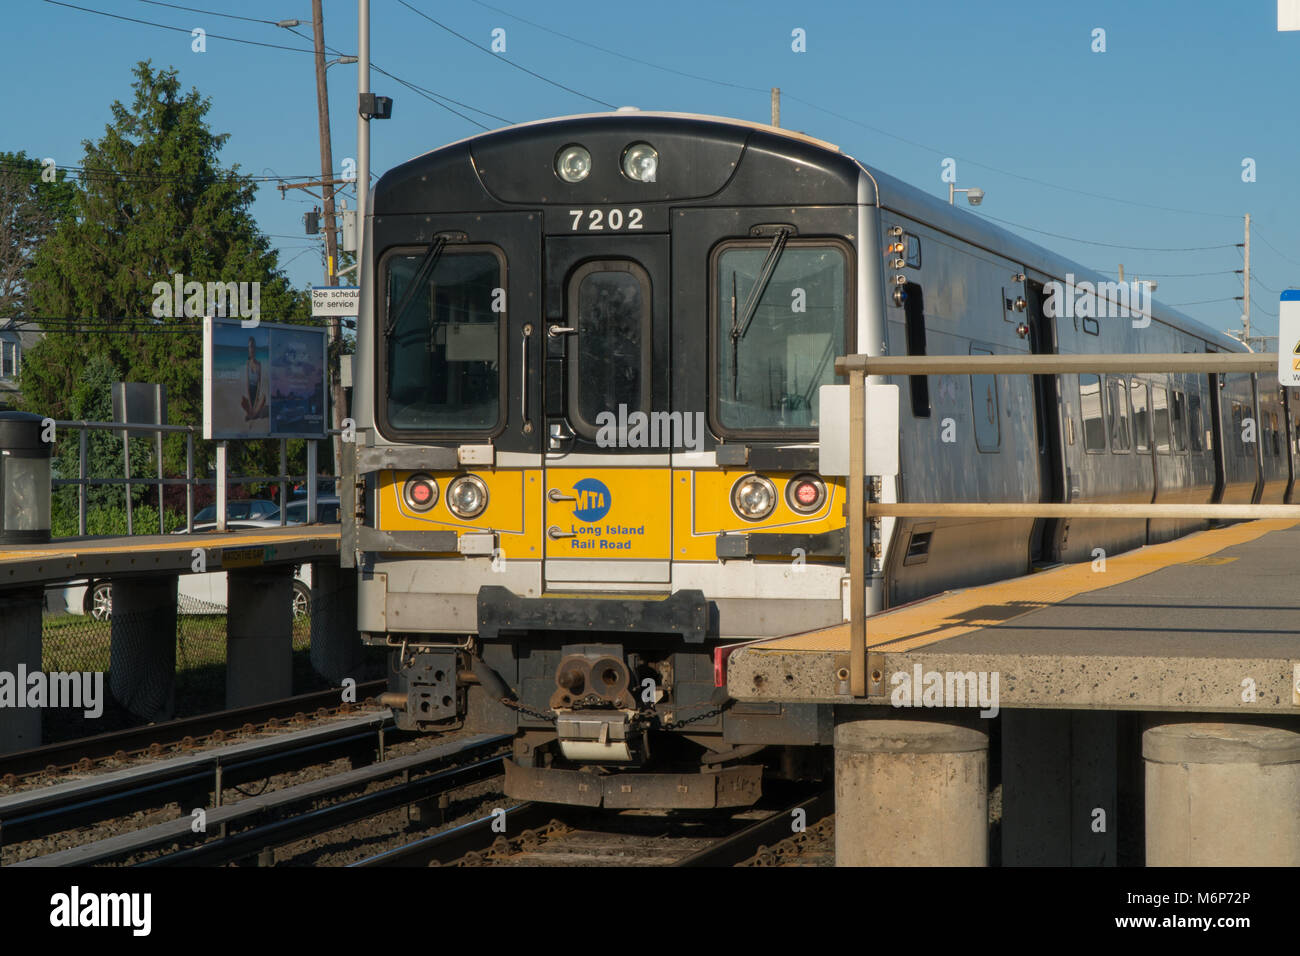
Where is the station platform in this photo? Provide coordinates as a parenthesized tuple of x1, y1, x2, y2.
(727, 519, 1300, 714)
(0, 528, 339, 590)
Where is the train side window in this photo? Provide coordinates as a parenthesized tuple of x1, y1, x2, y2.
(1230, 402, 1245, 457)
(1272, 412, 1282, 457)
(1151, 385, 1172, 454)
(1188, 389, 1206, 452)
(1106, 376, 1132, 452)
(1130, 380, 1150, 453)
(969, 346, 1000, 453)
(903, 282, 929, 418)
(1080, 374, 1105, 453)
(1169, 389, 1188, 452)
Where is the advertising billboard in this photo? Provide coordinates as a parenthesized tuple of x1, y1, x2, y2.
(203, 317, 328, 440)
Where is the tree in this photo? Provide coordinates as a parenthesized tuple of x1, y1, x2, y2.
(20, 61, 310, 485)
(0, 151, 77, 317)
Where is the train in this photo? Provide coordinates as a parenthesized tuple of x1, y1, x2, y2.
(341, 110, 1299, 809)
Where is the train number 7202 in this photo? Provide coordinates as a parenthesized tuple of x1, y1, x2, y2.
(568, 208, 644, 231)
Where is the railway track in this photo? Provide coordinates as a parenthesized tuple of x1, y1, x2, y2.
(353, 788, 834, 867)
(6, 731, 510, 866)
(0, 679, 387, 784)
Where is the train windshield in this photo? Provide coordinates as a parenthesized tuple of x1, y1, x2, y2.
(382, 247, 503, 433)
(715, 243, 847, 431)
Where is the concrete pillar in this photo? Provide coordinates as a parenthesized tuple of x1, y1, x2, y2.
(109, 575, 177, 721)
(226, 566, 293, 708)
(1145, 720, 1300, 866)
(0, 588, 44, 753)
(309, 561, 359, 684)
(1002, 709, 1117, 865)
(834, 712, 988, 866)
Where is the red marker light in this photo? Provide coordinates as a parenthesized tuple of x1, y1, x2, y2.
(411, 483, 431, 503)
(795, 481, 819, 506)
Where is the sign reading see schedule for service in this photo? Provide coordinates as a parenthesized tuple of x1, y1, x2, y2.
(202, 317, 329, 440)
(1280, 291, 1300, 388)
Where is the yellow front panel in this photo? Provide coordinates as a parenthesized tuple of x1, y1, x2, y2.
(673, 470, 844, 562)
(378, 469, 542, 560)
(544, 468, 671, 560)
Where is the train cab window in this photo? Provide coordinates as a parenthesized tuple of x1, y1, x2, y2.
(1106, 376, 1132, 452)
(1080, 374, 1105, 453)
(381, 246, 504, 435)
(1151, 385, 1172, 454)
(902, 282, 930, 418)
(1272, 412, 1282, 457)
(1169, 389, 1188, 452)
(713, 241, 849, 433)
(566, 260, 652, 437)
(970, 346, 1001, 453)
(1130, 380, 1151, 453)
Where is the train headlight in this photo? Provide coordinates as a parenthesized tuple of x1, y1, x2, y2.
(446, 475, 489, 519)
(403, 473, 438, 512)
(786, 474, 827, 514)
(555, 145, 592, 183)
(621, 143, 658, 182)
(731, 474, 777, 521)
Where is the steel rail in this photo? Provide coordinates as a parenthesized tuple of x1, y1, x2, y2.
(675, 790, 832, 867)
(12, 733, 509, 866)
(0, 680, 385, 781)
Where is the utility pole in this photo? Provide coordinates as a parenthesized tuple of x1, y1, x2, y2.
(771, 88, 780, 127)
(1118, 264, 1124, 282)
(311, 0, 345, 484)
(1243, 213, 1251, 345)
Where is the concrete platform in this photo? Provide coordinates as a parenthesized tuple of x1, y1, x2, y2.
(0, 528, 339, 589)
(727, 520, 1300, 713)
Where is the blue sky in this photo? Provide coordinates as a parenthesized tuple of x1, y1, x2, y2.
(7, 0, 1300, 341)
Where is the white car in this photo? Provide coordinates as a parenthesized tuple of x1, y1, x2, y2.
(51, 522, 313, 620)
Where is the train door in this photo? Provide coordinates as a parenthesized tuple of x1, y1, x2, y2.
(1025, 278, 1065, 563)
(539, 234, 672, 590)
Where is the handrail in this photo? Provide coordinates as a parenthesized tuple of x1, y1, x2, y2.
(48, 420, 345, 537)
(842, 349, 1294, 698)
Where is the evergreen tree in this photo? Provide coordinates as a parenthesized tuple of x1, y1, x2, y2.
(20, 61, 310, 486)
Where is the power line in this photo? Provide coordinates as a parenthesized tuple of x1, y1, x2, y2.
(1250, 227, 1300, 269)
(136, 0, 276, 25)
(466, 2, 1239, 222)
(0, 158, 325, 187)
(44, 0, 319, 54)
(1089, 268, 1239, 278)
(1164, 296, 1238, 307)
(394, 0, 615, 109)
(973, 212, 1237, 252)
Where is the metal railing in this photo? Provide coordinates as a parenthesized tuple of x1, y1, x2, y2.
(52, 420, 340, 536)
(838, 351, 1300, 697)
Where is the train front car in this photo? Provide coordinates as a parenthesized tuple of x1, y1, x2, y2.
(345, 113, 864, 808)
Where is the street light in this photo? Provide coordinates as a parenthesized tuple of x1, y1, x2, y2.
(949, 183, 984, 206)
(327, 56, 358, 69)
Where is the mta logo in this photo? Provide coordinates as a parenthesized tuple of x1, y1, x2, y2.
(572, 478, 611, 522)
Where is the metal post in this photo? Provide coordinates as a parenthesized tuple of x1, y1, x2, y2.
(1243, 213, 1251, 344)
(279, 438, 288, 527)
(216, 441, 227, 533)
(185, 430, 194, 533)
(357, 0, 370, 271)
(770, 87, 780, 127)
(156, 423, 165, 534)
(78, 426, 87, 536)
(307, 440, 318, 524)
(848, 368, 866, 697)
(123, 423, 133, 536)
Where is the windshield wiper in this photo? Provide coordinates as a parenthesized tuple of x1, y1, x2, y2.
(384, 235, 447, 337)
(728, 228, 790, 400)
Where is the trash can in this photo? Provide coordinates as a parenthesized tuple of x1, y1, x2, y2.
(0, 411, 52, 545)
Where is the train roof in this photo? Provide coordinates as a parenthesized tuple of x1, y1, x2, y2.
(387, 110, 1242, 352)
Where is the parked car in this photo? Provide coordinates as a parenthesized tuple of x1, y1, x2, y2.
(283, 496, 341, 525)
(193, 499, 279, 523)
(53, 521, 312, 620)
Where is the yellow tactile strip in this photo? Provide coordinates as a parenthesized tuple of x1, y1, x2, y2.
(750, 520, 1298, 654)
(0, 529, 339, 564)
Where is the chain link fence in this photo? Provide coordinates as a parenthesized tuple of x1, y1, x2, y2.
(37, 578, 383, 745)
